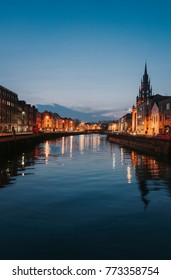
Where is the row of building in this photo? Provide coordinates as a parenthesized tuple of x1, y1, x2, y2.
(1, 64, 171, 136)
(109, 63, 171, 136)
(0, 85, 75, 133)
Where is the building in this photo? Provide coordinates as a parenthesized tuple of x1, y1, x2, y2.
(0, 85, 75, 134)
(132, 105, 137, 133)
(135, 63, 153, 135)
(41, 111, 75, 132)
(0, 85, 18, 132)
(62, 118, 75, 131)
(57, 117, 75, 131)
(118, 113, 132, 133)
(158, 97, 171, 134)
(150, 101, 160, 135)
(41, 111, 54, 131)
(108, 121, 119, 133)
(132, 64, 171, 136)
(0, 85, 37, 133)
(35, 109, 42, 130)
(18, 101, 36, 132)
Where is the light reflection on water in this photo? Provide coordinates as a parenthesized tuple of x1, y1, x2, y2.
(0, 134, 171, 259)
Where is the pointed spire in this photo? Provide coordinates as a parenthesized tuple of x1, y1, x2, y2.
(144, 62, 147, 76)
(137, 63, 152, 101)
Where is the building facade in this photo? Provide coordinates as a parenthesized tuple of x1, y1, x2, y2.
(136, 63, 152, 135)
(41, 111, 75, 132)
(132, 64, 171, 136)
(158, 97, 171, 134)
(108, 121, 119, 132)
(18, 100, 36, 132)
(0, 85, 18, 132)
(118, 113, 132, 133)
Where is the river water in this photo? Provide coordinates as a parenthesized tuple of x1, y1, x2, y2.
(0, 134, 171, 260)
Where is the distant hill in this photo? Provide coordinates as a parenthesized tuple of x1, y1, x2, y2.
(37, 103, 116, 122)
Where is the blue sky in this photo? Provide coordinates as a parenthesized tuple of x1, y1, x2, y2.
(1, 0, 171, 118)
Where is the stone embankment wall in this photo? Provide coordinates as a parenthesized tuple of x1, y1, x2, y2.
(108, 133, 171, 158)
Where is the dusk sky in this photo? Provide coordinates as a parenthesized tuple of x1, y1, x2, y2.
(0, 0, 171, 118)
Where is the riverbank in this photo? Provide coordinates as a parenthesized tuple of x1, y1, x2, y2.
(108, 133, 171, 159)
(0, 131, 82, 159)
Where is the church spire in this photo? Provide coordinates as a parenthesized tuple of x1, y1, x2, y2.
(137, 63, 152, 102)
(144, 62, 147, 76)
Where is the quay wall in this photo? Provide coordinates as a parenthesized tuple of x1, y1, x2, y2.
(107, 133, 171, 159)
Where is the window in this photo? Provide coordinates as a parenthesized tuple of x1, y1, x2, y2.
(166, 103, 170, 110)
(138, 107, 143, 111)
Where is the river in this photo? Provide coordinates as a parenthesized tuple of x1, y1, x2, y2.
(0, 134, 171, 260)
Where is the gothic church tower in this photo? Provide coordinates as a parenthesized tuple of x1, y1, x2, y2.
(137, 63, 152, 104)
(132, 63, 153, 134)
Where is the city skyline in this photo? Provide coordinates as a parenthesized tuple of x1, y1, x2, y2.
(1, 0, 171, 118)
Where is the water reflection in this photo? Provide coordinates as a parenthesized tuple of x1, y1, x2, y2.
(131, 149, 171, 207)
(54, 134, 101, 157)
(127, 165, 132, 184)
(45, 141, 50, 164)
(70, 136, 73, 158)
(131, 151, 171, 209)
(110, 142, 171, 210)
(0, 161, 17, 187)
(1, 135, 171, 259)
(1, 134, 171, 206)
(79, 134, 84, 154)
(0, 134, 102, 188)
(61, 137, 65, 155)
(121, 147, 124, 165)
(112, 153, 116, 169)
(0, 151, 36, 187)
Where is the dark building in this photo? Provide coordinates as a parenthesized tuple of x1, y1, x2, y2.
(132, 64, 171, 135)
(0, 85, 18, 132)
(137, 63, 152, 105)
(18, 100, 36, 132)
(132, 64, 153, 134)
